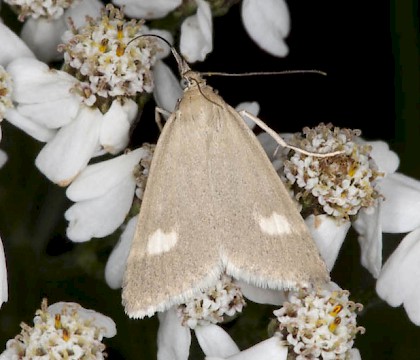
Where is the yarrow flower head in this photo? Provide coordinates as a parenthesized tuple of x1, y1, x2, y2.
(2, 298, 116, 359)
(59, 4, 162, 110)
(177, 274, 246, 329)
(282, 123, 383, 220)
(273, 286, 365, 360)
(0, 65, 13, 122)
(4, 0, 79, 21)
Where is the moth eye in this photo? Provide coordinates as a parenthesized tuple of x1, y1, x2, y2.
(180, 78, 190, 89)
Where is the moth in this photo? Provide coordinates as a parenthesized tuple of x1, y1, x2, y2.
(122, 47, 330, 319)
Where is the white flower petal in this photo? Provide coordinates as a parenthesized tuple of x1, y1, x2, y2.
(100, 99, 138, 154)
(349, 348, 362, 360)
(180, 0, 213, 62)
(153, 60, 183, 112)
(157, 308, 191, 360)
(35, 106, 102, 186)
(305, 214, 351, 271)
(16, 96, 80, 129)
(146, 29, 174, 59)
(66, 0, 104, 28)
(379, 172, 420, 233)
(353, 203, 383, 278)
(5, 108, 56, 142)
(7, 58, 77, 104)
(236, 280, 285, 305)
(206, 337, 287, 360)
(0, 237, 8, 307)
(67, 148, 146, 201)
(195, 324, 239, 357)
(235, 102, 260, 130)
(20, 17, 66, 63)
(0, 22, 34, 66)
(376, 227, 420, 325)
(47, 302, 116, 337)
(241, 0, 290, 57)
(105, 215, 138, 289)
(0, 150, 7, 169)
(365, 140, 399, 174)
(0, 348, 17, 359)
(113, 0, 182, 19)
(65, 176, 136, 242)
(258, 132, 293, 171)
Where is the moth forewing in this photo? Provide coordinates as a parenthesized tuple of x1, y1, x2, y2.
(122, 73, 329, 319)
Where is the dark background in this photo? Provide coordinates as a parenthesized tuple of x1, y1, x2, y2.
(0, 1, 419, 358)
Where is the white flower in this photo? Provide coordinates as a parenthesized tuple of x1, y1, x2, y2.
(160, 316, 288, 360)
(157, 276, 244, 360)
(376, 226, 420, 326)
(105, 215, 139, 289)
(156, 278, 288, 360)
(65, 147, 152, 242)
(241, 0, 290, 57)
(179, 0, 213, 62)
(0, 21, 34, 66)
(112, 0, 182, 20)
(273, 282, 364, 360)
(117, 0, 290, 62)
(3, 0, 103, 62)
(0, 299, 116, 359)
(1, 6, 169, 186)
(258, 124, 420, 279)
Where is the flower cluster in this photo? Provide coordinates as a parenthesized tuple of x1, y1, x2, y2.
(177, 274, 246, 329)
(1, 299, 116, 359)
(274, 286, 365, 360)
(4, 0, 77, 21)
(282, 123, 382, 220)
(60, 4, 162, 110)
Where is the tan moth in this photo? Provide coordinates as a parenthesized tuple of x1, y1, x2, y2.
(122, 42, 331, 319)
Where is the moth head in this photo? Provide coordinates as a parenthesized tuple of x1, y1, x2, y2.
(180, 70, 206, 89)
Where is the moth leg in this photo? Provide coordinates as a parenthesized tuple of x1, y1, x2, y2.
(155, 107, 171, 133)
(238, 110, 344, 158)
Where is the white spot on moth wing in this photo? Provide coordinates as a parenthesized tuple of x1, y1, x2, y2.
(258, 212, 292, 236)
(147, 229, 178, 255)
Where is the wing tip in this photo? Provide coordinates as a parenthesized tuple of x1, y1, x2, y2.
(224, 259, 329, 293)
(122, 263, 226, 319)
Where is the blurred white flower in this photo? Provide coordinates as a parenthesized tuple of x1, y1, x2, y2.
(3, 0, 103, 62)
(0, 299, 116, 359)
(179, 0, 213, 62)
(0, 237, 7, 309)
(241, 0, 290, 57)
(376, 226, 420, 326)
(65, 147, 152, 242)
(116, 0, 290, 62)
(258, 123, 420, 280)
(0, 21, 35, 66)
(1, 6, 170, 186)
(112, 0, 182, 20)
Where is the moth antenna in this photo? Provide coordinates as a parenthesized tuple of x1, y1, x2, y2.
(239, 110, 344, 158)
(127, 34, 221, 109)
(126, 34, 191, 76)
(201, 70, 328, 77)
